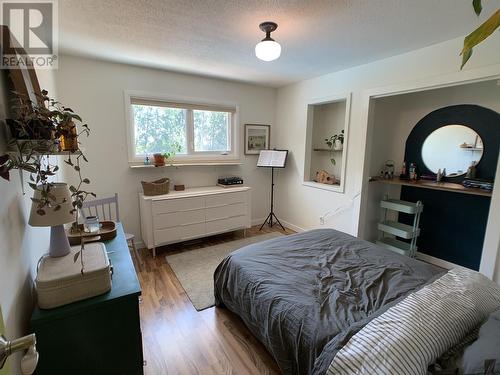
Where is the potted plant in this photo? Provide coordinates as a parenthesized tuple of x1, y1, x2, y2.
(0, 90, 94, 226)
(153, 143, 182, 167)
(324, 130, 344, 165)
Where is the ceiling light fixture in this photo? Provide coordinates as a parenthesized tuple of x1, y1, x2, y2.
(255, 22, 281, 62)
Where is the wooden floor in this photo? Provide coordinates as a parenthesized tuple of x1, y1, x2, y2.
(133, 224, 295, 375)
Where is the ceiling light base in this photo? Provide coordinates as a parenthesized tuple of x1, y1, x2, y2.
(259, 22, 278, 39)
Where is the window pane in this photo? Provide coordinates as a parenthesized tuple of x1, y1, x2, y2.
(193, 110, 230, 152)
(132, 104, 187, 155)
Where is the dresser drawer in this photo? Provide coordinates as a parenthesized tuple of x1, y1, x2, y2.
(206, 215, 247, 235)
(205, 192, 246, 208)
(154, 222, 205, 245)
(152, 196, 205, 215)
(154, 209, 205, 230)
(206, 202, 246, 221)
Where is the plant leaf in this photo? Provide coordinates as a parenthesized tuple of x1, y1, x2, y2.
(473, 0, 482, 16)
(460, 9, 500, 69)
(461, 49, 473, 69)
(330, 158, 336, 165)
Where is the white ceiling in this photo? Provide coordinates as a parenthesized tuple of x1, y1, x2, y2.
(59, 0, 500, 87)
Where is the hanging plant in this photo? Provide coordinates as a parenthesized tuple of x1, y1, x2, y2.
(0, 90, 94, 224)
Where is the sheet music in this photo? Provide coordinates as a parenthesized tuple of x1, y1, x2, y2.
(257, 150, 288, 168)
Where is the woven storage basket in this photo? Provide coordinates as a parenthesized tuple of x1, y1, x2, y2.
(141, 177, 170, 196)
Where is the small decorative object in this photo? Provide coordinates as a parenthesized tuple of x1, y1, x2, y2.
(409, 163, 417, 180)
(85, 215, 100, 233)
(245, 124, 270, 155)
(324, 130, 344, 165)
(315, 170, 337, 185)
(400, 161, 407, 177)
(144, 155, 150, 165)
(174, 184, 185, 191)
(141, 177, 170, 196)
(466, 161, 477, 179)
(436, 169, 443, 182)
(58, 121, 79, 152)
(380, 160, 395, 179)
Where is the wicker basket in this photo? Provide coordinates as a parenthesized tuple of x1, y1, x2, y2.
(141, 178, 170, 196)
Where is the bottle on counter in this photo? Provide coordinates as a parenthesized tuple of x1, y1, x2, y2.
(409, 163, 416, 180)
(436, 169, 442, 182)
(401, 161, 407, 176)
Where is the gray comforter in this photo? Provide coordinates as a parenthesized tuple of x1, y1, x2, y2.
(214, 229, 444, 375)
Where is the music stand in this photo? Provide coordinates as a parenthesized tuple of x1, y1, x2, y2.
(257, 149, 288, 231)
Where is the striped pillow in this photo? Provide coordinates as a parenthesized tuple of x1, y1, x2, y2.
(327, 268, 500, 375)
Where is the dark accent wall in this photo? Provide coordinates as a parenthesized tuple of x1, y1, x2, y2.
(401, 104, 499, 269)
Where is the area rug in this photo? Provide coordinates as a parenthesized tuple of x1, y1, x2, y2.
(166, 232, 283, 311)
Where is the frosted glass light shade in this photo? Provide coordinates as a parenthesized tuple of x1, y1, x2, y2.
(29, 183, 74, 226)
(255, 40, 281, 61)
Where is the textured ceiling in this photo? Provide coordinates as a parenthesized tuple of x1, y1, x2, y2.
(59, 0, 500, 87)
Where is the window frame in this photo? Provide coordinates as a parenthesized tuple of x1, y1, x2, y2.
(124, 90, 240, 165)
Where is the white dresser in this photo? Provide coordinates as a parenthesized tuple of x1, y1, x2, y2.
(139, 186, 251, 257)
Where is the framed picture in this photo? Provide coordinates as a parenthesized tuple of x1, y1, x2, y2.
(245, 124, 270, 155)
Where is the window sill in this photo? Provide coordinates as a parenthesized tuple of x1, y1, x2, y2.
(130, 161, 242, 168)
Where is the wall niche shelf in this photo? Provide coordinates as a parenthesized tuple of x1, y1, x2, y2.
(303, 93, 351, 194)
(370, 177, 492, 197)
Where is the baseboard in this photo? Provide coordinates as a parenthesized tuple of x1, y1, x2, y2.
(279, 219, 306, 233)
(415, 252, 466, 270)
(252, 217, 305, 233)
(251, 217, 267, 226)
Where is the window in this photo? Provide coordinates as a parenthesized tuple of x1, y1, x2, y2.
(127, 94, 238, 164)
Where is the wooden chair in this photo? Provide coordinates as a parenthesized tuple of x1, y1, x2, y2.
(80, 193, 141, 265)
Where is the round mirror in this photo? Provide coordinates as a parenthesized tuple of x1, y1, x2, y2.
(421, 125, 483, 176)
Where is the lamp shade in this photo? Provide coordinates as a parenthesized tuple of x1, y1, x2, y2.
(255, 40, 281, 61)
(29, 183, 74, 227)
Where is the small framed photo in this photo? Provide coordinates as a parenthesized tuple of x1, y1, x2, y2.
(245, 124, 270, 155)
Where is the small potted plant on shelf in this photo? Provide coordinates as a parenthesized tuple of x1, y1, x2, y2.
(324, 130, 344, 165)
(153, 143, 182, 167)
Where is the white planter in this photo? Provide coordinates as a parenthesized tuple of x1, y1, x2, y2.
(333, 139, 343, 151)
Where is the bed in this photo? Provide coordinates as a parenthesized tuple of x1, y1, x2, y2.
(214, 229, 500, 375)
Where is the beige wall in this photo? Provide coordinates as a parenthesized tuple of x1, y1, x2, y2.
(0, 68, 60, 375)
(274, 34, 500, 281)
(54, 55, 277, 245)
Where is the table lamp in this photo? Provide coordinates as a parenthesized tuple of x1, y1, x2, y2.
(29, 183, 74, 258)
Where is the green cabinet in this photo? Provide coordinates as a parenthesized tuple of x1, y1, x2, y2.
(30, 224, 143, 375)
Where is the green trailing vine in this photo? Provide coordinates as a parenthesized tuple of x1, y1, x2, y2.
(0, 90, 94, 224)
